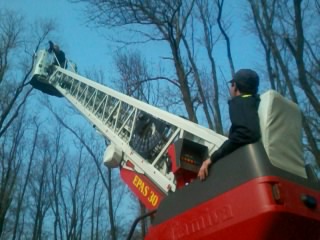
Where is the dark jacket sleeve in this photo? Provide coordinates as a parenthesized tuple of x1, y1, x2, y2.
(210, 139, 241, 163)
(210, 95, 260, 163)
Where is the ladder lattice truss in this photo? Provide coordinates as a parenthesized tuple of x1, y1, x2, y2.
(45, 66, 226, 193)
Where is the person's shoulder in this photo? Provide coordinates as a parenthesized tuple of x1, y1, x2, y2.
(230, 95, 244, 103)
(230, 94, 260, 106)
(239, 94, 260, 101)
(228, 96, 242, 109)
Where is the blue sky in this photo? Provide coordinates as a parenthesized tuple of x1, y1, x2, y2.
(1, 0, 265, 87)
(1, 0, 268, 133)
(1, 0, 114, 77)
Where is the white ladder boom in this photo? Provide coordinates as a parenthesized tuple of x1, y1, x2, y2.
(31, 50, 227, 194)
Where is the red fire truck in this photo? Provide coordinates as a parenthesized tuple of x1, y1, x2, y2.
(31, 49, 320, 240)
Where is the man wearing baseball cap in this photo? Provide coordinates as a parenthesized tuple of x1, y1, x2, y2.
(198, 69, 261, 180)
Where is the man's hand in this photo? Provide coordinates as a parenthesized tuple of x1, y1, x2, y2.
(198, 158, 212, 181)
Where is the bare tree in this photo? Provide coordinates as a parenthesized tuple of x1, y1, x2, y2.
(74, 0, 200, 122)
(193, 0, 227, 133)
(0, 10, 54, 138)
(114, 50, 169, 110)
(49, 106, 131, 240)
(0, 110, 25, 237)
(61, 145, 92, 240)
(29, 134, 52, 240)
(0, 10, 31, 138)
(11, 119, 40, 240)
(0, 9, 55, 238)
(47, 124, 69, 240)
(247, 0, 320, 163)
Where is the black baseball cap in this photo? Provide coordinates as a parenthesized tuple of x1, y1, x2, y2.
(230, 69, 259, 94)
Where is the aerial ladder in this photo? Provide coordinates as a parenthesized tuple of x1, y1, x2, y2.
(31, 49, 320, 240)
(30, 49, 227, 209)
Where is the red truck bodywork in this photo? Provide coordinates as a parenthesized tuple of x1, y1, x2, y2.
(144, 142, 320, 240)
